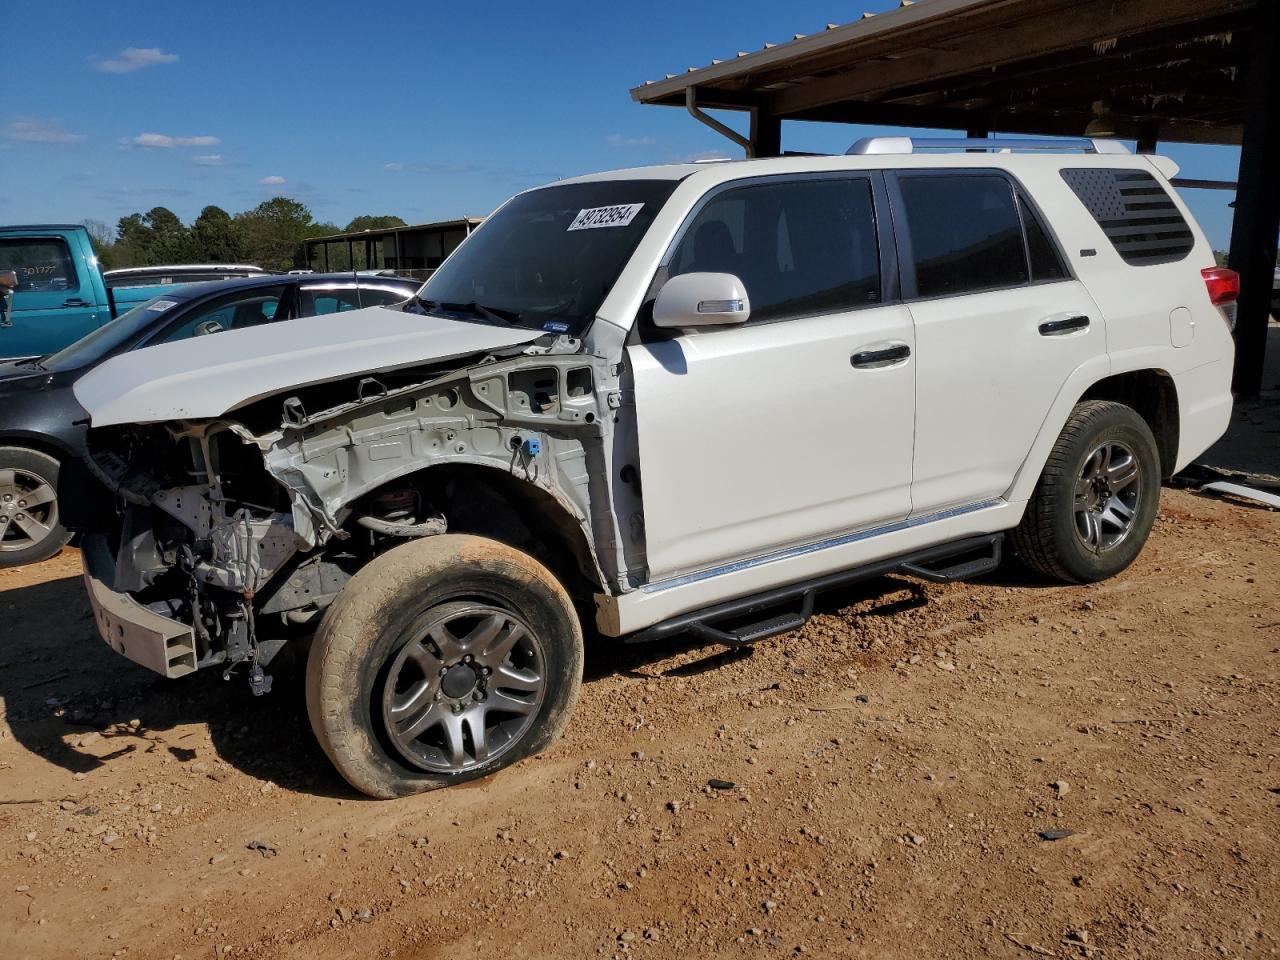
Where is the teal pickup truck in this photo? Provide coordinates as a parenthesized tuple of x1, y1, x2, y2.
(0, 225, 263, 359)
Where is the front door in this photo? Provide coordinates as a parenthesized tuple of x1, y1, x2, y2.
(628, 174, 916, 582)
(0, 236, 102, 358)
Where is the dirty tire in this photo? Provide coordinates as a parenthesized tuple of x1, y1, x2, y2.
(1010, 400, 1161, 584)
(306, 534, 583, 799)
(0, 446, 71, 569)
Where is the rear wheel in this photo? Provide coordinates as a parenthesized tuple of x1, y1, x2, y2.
(0, 446, 70, 568)
(305, 534, 583, 798)
(1010, 401, 1161, 583)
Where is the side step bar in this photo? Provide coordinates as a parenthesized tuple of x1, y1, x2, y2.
(625, 534, 1002, 647)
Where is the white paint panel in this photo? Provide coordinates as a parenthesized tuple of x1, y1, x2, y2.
(628, 304, 916, 580)
(74, 306, 540, 426)
(909, 280, 1104, 514)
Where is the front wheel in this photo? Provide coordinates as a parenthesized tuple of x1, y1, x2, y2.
(1010, 400, 1161, 583)
(0, 446, 71, 568)
(305, 534, 583, 798)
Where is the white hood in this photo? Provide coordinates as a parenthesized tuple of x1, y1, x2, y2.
(74, 305, 541, 426)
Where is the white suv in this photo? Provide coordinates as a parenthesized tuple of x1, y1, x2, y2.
(71, 137, 1236, 797)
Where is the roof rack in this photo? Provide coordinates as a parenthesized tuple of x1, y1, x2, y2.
(846, 136, 1131, 156)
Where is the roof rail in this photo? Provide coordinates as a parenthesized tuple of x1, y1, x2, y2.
(846, 136, 1131, 156)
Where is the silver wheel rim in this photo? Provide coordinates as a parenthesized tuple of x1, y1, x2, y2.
(380, 601, 545, 774)
(0, 467, 59, 554)
(1073, 440, 1141, 553)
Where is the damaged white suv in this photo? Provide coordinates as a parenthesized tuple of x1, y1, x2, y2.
(70, 137, 1236, 797)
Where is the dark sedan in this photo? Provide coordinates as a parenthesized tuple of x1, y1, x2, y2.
(0, 272, 418, 567)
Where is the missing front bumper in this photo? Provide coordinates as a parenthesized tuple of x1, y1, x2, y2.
(82, 534, 197, 678)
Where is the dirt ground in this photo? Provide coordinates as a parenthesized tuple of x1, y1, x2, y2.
(1, 481, 1277, 960)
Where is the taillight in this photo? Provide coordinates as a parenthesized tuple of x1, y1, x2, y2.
(1201, 267, 1240, 306)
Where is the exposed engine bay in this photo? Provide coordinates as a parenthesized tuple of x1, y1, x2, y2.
(78, 340, 645, 693)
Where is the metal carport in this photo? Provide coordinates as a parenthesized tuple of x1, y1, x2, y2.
(632, 0, 1279, 396)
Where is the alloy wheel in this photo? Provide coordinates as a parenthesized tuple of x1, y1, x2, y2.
(380, 601, 546, 773)
(0, 467, 59, 554)
(1073, 441, 1141, 553)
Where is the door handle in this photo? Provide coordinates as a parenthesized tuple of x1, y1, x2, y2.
(63, 297, 92, 308)
(851, 343, 911, 368)
(1038, 315, 1090, 336)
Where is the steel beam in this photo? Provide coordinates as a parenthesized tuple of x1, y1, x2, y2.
(750, 107, 782, 158)
(1228, 1, 1280, 396)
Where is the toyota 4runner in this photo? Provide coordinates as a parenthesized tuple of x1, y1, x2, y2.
(69, 137, 1236, 797)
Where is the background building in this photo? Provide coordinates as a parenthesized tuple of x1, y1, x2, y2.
(303, 217, 484, 281)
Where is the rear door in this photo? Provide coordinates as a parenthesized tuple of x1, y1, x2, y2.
(628, 173, 916, 581)
(889, 171, 1104, 515)
(0, 235, 104, 357)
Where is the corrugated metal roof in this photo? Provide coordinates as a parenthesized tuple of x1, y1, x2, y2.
(631, 0, 990, 102)
(630, 0, 1256, 146)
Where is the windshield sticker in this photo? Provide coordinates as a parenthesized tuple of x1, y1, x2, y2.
(146, 299, 178, 312)
(567, 203, 644, 231)
(542, 321, 570, 333)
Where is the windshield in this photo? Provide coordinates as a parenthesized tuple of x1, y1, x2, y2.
(415, 179, 677, 335)
(43, 295, 185, 371)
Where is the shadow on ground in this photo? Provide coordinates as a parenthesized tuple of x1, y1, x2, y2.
(0, 565, 351, 799)
(1, 559, 963, 800)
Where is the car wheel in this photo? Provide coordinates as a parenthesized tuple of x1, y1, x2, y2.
(305, 534, 583, 798)
(0, 446, 71, 568)
(1010, 400, 1161, 584)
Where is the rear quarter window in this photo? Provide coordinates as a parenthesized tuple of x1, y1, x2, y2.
(1060, 168, 1194, 266)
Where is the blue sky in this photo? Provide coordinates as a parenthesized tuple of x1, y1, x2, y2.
(2, 0, 1242, 247)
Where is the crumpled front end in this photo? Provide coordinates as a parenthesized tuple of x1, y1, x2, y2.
(81, 417, 312, 691)
(77, 344, 641, 691)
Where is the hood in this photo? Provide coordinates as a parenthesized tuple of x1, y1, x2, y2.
(74, 305, 542, 426)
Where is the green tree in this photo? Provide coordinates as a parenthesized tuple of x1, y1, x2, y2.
(83, 219, 120, 270)
(142, 206, 191, 264)
(114, 212, 153, 267)
(235, 197, 318, 271)
(344, 215, 406, 232)
(190, 205, 245, 263)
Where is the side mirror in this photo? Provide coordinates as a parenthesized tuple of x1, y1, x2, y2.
(652, 272, 750, 329)
(194, 319, 225, 337)
(0, 270, 16, 329)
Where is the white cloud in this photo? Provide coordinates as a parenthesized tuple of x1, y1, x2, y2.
(132, 132, 220, 148)
(383, 162, 404, 172)
(4, 117, 85, 144)
(259, 175, 286, 185)
(606, 133, 657, 147)
(93, 47, 179, 74)
(191, 154, 225, 166)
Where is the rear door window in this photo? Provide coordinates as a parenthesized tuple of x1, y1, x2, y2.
(669, 176, 881, 323)
(0, 238, 79, 293)
(896, 175, 1028, 299)
(297, 284, 409, 316)
(1019, 193, 1068, 282)
(1060, 168, 1193, 265)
